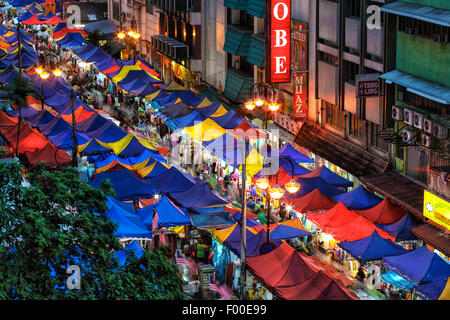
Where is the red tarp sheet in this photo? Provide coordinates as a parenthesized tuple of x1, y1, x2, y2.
(306, 202, 396, 242)
(0, 111, 18, 128)
(285, 188, 336, 213)
(0, 121, 48, 153)
(246, 242, 359, 300)
(354, 198, 407, 224)
(24, 142, 71, 166)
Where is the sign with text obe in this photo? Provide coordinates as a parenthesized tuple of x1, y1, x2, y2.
(267, 0, 291, 83)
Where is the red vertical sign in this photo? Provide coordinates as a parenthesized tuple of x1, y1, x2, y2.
(292, 21, 308, 120)
(267, 0, 291, 83)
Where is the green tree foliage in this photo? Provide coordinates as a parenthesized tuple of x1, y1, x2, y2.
(0, 161, 184, 299)
(1, 75, 37, 110)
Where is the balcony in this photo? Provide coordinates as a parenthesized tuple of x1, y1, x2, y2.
(223, 25, 253, 57)
(223, 68, 254, 103)
(345, 16, 360, 52)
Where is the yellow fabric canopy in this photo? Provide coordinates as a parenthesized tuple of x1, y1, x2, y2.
(163, 80, 185, 91)
(112, 65, 161, 83)
(184, 118, 227, 142)
(95, 157, 152, 174)
(209, 105, 229, 118)
(137, 160, 170, 177)
(96, 133, 135, 155)
(145, 90, 161, 101)
(239, 148, 264, 177)
(195, 97, 212, 108)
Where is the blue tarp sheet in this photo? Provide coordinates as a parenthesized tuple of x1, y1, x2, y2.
(168, 179, 228, 208)
(144, 166, 195, 193)
(105, 206, 152, 239)
(112, 241, 145, 266)
(383, 246, 450, 285)
(332, 185, 383, 210)
(339, 231, 407, 263)
(298, 166, 353, 188)
(376, 213, 418, 241)
(284, 176, 346, 199)
(89, 169, 160, 200)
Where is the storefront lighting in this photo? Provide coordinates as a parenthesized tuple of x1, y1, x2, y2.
(255, 177, 269, 190)
(268, 184, 285, 199)
(285, 179, 300, 194)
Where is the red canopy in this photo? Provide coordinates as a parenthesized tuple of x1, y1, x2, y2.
(24, 142, 71, 166)
(0, 111, 18, 128)
(306, 202, 396, 242)
(285, 188, 336, 213)
(246, 242, 359, 300)
(0, 121, 48, 153)
(354, 198, 407, 224)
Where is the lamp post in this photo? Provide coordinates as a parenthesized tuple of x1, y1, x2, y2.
(117, 30, 141, 64)
(15, 22, 22, 157)
(39, 71, 50, 110)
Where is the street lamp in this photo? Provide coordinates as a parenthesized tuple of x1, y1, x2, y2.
(117, 30, 141, 64)
(38, 70, 50, 110)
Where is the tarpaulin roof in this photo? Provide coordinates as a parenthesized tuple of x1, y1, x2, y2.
(148, 196, 190, 228)
(159, 80, 185, 91)
(0, 121, 49, 153)
(105, 195, 149, 231)
(339, 231, 407, 263)
(248, 218, 310, 241)
(113, 65, 162, 85)
(191, 213, 235, 230)
(383, 246, 450, 284)
(0, 65, 19, 84)
(306, 202, 396, 242)
(23, 142, 71, 166)
(72, 43, 109, 63)
(283, 176, 346, 199)
(376, 213, 418, 242)
(168, 179, 228, 208)
(89, 169, 160, 200)
(144, 166, 195, 193)
(105, 206, 152, 240)
(0, 110, 18, 127)
(155, 89, 202, 106)
(380, 270, 415, 290)
(195, 102, 227, 118)
(47, 130, 90, 150)
(78, 138, 113, 155)
(354, 198, 407, 225)
(213, 223, 281, 258)
(87, 122, 127, 143)
(414, 277, 450, 300)
(332, 185, 383, 210)
(285, 188, 336, 213)
(246, 242, 359, 300)
(76, 113, 109, 133)
(106, 195, 136, 214)
(203, 132, 243, 166)
(298, 166, 353, 188)
(83, 20, 118, 40)
(138, 160, 170, 178)
(278, 143, 313, 163)
(112, 240, 144, 266)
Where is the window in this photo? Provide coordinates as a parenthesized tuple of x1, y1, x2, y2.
(349, 0, 361, 17)
(370, 122, 389, 151)
(399, 16, 450, 41)
(318, 51, 338, 65)
(113, 2, 120, 21)
(349, 113, 367, 141)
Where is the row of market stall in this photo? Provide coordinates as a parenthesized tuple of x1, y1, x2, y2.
(1, 10, 448, 300)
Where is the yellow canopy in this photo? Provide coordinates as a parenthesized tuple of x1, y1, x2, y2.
(184, 118, 227, 142)
(96, 133, 135, 155)
(95, 157, 152, 174)
(112, 65, 161, 83)
(137, 160, 171, 178)
(163, 80, 185, 91)
(195, 97, 212, 108)
(209, 105, 229, 118)
(145, 89, 161, 101)
(239, 148, 264, 177)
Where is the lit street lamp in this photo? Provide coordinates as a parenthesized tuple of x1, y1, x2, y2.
(117, 30, 141, 64)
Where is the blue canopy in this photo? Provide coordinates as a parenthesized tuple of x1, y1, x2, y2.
(414, 278, 450, 300)
(0, 66, 19, 84)
(112, 241, 145, 266)
(212, 110, 244, 129)
(284, 176, 346, 199)
(203, 133, 243, 166)
(89, 169, 160, 200)
(339, 231, 407, 263)
(144, 166, 195, 193)
(298, 166, 353, 188)
(383, 246, 450, 285)
(168, 179, 228, 208)
(155, 90, 202, 106)
(223, 227, 281, 258)
(80, 138, 113, 155)
(106, 195, 136, 213)
(105, 196, 148, 231)
(77, 113, 109, 133)
(153, 196, 191, 228)
(191, 214, 234, 230)
(376, 213, 418, 241)
(278, 143, 313, 163)
(332, 185, 383, 210)
(105, 206, 152, 239)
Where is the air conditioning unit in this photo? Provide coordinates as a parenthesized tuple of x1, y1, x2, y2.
(403, 108, 413, 125)
(433, 123, 448, 139)
(413, 112, 424, 129)
(403, 129, 415, 144)
(422, 134, 432, 148)
(423, 118, 432, 134)
(392, 106, 403, 120)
